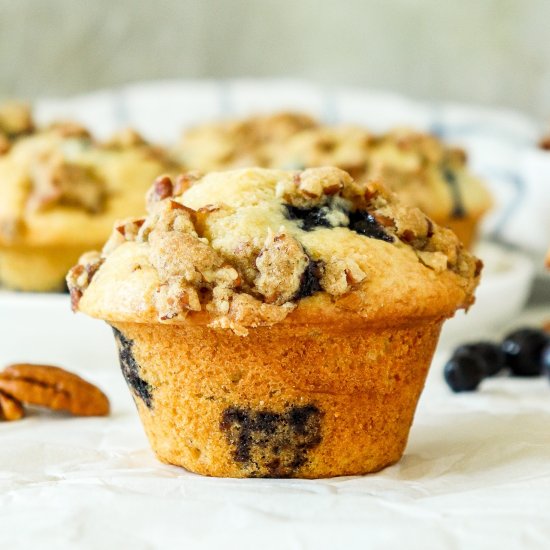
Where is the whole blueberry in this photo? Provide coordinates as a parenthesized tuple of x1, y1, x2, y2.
(444, 354, 485, 392)
(501, 328, 550, 377)
(542, 343, 550, 380)
(454, 342, 505, 377)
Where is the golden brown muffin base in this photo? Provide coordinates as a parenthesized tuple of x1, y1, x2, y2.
(111, 317, 444, 478)
(0, 244, 102, 291)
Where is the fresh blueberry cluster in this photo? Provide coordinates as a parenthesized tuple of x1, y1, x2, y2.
(444, 326, 550, 392)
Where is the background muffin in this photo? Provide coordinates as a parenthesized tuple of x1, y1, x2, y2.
(0, 110, 181, 291)
(0, 102, 34, 154)
(68, 167, 481, 478)
(179, 113, 492, 248)
(178, 112, 318, 172)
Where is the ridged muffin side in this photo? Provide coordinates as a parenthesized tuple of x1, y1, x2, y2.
(110, 318, 442, 478)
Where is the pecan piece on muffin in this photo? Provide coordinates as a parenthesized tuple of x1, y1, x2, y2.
(68, 167, 481, 478)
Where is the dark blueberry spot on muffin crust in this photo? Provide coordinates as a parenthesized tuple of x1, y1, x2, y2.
(112, 327, 153, 408)
(288, 405, 320, 435)
(348, 210, 394, 242)
(283, 201, 393, 243)
(284, 204, 334, 231)
(442, 167, 466, 218)
(295, 258, 324, 300)
(220, 404, 322, 477)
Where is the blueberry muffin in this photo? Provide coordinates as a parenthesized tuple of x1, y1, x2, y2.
(179, 113, 491, 248)
(177, 112, 318, 171)
(68, 167, 481, 478)
(0, 115, 180, 291)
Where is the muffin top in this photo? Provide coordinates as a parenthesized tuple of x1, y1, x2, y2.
(178, 112, 491, 225)
(178, 112, 318, 171)
(69, 167, 481, 334)
(0, 116, 180, 248)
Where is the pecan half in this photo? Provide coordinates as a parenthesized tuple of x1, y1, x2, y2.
(0, 390, 25, 421)
(539, 135, 550, 151)
(173, 172, 202, 196)
(0, 364, 110, 417)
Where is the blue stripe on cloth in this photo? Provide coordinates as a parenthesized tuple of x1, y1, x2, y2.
(484, 168, 526, 242)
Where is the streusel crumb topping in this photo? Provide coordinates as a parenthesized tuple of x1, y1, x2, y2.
(69, 167, 481, 334)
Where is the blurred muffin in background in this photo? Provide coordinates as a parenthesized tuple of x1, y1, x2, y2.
(177, 112, 318, 171)
(0, 107, 181, 291)
(179, 113, 492, 248)
(0, 102, 34, 154)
